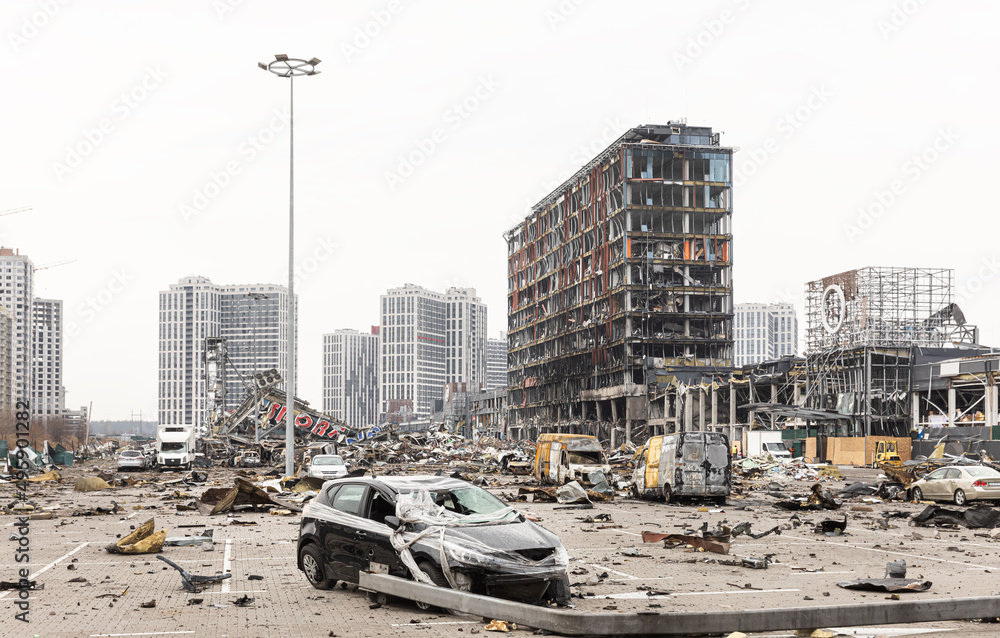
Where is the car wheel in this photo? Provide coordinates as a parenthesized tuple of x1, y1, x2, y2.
(954, 489, 967, 506)
(300, 544, 332, 590)
(911, 487, 923, 502)
(415, 560, 449, 611)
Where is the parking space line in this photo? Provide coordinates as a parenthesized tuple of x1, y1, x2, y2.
(199, 590, 267, 594)
(784, 534, 996, 569)
(221, 538, 233, 593)
(392, 621, 479, 627)
(32, 541, 88, 578)
(863, 527, 1000, 550)
(587, 563, 637, 580)
(89, 632, 196, 637)
(606, 587, 799, 599)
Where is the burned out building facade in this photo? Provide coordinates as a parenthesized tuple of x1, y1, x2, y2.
(505, 123, 734, 440)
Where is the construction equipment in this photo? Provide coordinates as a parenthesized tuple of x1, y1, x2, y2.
(873, 440, 902, 468)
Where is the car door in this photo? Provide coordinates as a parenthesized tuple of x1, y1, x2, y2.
(922, 468, 948, 498)
(944, 468, 962, 498)
(644, 438, 661, 493)
(324, 483, 370, 581)
(358, 488, 408, 577)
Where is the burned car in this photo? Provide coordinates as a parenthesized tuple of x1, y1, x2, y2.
(533, 434, 611, 484)
(296, 476, 570, 606)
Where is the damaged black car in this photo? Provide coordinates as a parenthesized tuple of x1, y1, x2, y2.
(296, 476, 571, 606)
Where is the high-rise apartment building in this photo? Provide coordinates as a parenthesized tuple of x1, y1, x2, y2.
(323, 328, 379, 427)
(0, 248, 33, 408)
(734, 302, 798, 367)
(158, 276, 295, 430)
(31, 298, 64, 419)
(486, 332, 507, 389)
(379, 284, 487, 419)
(505, 123, 733, 431)
(0, 306, 12, 412)
(445, 287, 487, 390)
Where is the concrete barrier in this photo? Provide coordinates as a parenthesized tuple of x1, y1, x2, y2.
(360, 572, 1000, 636)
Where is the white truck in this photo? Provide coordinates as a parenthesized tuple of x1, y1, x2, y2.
(156, 425, 196, 471)
(743, 430, 792, 460)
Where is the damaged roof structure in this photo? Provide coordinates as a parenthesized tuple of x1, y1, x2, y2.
(493, 256, 998, 454)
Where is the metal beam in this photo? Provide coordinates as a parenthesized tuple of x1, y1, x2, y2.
(360, 572, 1000, 637)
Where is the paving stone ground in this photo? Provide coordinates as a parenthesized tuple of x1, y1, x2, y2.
(2, 460, 998, 637)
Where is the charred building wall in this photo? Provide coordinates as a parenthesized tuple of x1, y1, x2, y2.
(505, 123, 733, 440)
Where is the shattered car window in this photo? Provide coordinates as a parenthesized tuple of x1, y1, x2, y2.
(563, 438, 603, 452)
(567, 450, 604, 465)
(426, 486, 509, 516)
(331, 484, 365, 516)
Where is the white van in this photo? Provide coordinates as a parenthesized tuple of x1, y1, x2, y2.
(157, 425, 196, 471)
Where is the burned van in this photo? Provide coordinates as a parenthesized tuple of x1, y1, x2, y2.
(632, 432, 730, 502)
(533, 434, 611, 485)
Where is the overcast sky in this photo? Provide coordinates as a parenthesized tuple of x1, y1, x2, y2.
(1, 0, 996, 421)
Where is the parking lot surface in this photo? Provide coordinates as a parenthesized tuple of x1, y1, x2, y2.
(3, 461, 999, 638)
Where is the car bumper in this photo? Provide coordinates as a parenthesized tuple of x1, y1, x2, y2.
(969, 487, 1000, 500)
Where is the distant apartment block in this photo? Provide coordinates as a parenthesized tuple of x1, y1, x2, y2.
(734, 302, 798, 367)
(0, 248, 34, 408)
(379, 284, 487, 419)
(323, 328, 379, 427)
(0, 306, 12, 412)
(486, 332, 507, 389)
(31, 298, 64, 419)
(158, 276, 295, 430)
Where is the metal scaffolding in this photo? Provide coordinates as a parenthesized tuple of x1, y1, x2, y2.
(803, 267, 979, 436)
(805, 267, 975, 351)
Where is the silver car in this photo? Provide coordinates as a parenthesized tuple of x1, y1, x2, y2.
(305, 455, 348, 480)
(116, 450, 147, 472)
(909, 465, 1000, 505)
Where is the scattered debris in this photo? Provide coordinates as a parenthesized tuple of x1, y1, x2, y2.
(641, 531, 730, 555)
(484, 619, 516, 632)
(156, 555, 232, 593)
(75, 477, 112, 492)
(106, 518, 165, 554)
(165, 529, 215, 547)
(912, 505, 1000, 529)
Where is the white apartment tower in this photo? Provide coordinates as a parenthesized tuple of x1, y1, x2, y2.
(0, 248, 33, 409)
(31, 299, 64, 419)
(158, 276, 295, 430)
(322, 328, 379, 427)
(734, 302, 798, 367)
(0, 307, 12, 412)
(445, 287, 487, 390)
(379, 284, 487, 419)
(486, 332, 507, 389)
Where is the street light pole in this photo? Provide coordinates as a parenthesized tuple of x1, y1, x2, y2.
(258, 54, 321, 477)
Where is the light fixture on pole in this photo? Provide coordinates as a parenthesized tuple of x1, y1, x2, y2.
(258, 54, 320, 476)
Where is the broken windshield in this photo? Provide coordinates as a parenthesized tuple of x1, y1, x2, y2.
(426, 486, 509, 517)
